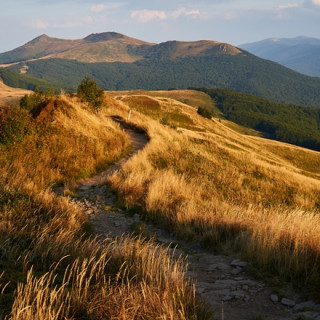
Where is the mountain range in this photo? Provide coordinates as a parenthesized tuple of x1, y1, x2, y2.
(0, 32, 320, 108)
(239, 36, 320, 78)
(0, 32, 240, 64)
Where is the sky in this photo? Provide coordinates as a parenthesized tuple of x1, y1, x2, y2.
(1, 0, 320, 53)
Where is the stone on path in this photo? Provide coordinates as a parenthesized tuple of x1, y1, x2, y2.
(293, 300, 316, 312)
(231, 259, 248, 268)
(281, 298, 296, 307)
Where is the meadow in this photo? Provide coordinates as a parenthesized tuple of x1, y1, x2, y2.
(0, 91, 204, 319)
(107, 91, 320, 298)
(1, 85, 320, 319)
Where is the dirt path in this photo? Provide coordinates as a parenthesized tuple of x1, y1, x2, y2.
(68, 118, 320, 320)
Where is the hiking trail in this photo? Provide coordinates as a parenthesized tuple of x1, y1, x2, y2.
(66, 117, 320, 320)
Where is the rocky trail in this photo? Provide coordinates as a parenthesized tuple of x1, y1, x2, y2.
(64, 118, 320, 320)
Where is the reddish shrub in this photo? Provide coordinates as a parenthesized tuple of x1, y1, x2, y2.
(0, 105, 31, 145)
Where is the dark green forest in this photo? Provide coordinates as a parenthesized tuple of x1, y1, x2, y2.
(198, 88, 320, 151)
(0, 68, 61, 91)
(2, 52, 320, 108)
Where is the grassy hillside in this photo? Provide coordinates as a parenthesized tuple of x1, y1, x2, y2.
(105, 91, 320, 300)
(2, 82, 320, 318)
(0, 33, 239, 65)
(196, 88, 320, 151)
(0, 32, 152, 64)
(4, 53, 320, 108)
(0, 79, 31, 105)
(0, 90, 204, 319)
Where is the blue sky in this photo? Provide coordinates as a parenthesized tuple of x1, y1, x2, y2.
(1, 0, 320, 52)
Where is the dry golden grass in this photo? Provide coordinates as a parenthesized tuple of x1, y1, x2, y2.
(0, 93, 205, 319)
(107, 91, 320, 297)
(0, 80, 31, 106)
(108, 89, 220, 115)
(0, 94, 130, 192)
(9, 236, 200, 320)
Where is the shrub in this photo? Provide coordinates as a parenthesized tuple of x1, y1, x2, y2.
(0, 105, 31, 145)
(20, 87, 55, 114)
(197, 107, 213, 119)
(77, 76, 105, 112)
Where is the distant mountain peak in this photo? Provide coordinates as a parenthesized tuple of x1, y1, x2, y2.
(84, 32, 125, 43)
(239, 36, 320, 77)
(0, 32, 241, 65)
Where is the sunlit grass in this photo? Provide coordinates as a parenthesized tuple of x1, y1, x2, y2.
(0, 93, 206, 319)
(108, 90, 320, 299)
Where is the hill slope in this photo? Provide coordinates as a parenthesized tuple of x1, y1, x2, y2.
(5, 54, 320, 108)
(239, 36, 320, 77)
(107, 90, 320, 302)
(0, 79, 31, 105)
(1, 87, 320, 318)
(0, 32, 153, 64)
(197, 88, 320, 151)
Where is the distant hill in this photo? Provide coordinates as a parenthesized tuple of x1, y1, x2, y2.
(1, 32, 320, 108)
(0, 32, 236, 64)
(196, 88, 320, 151)
(0, 79, 31, 105)
(239, 36, 320, 77)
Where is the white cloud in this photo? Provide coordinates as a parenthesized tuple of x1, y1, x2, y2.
(91, 4, 105, 13)
(131, 9, 167, 23)
(30, 19, 48, 30)
(278, 3, 299, 9)
(172, 7, 201, 19)
(83, 16, 94, 24)
(312, 0, 320, 5)
(51, 16, 94, 28)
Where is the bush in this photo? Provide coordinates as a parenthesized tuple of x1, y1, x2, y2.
(77, 76, 105, 112)
(20, 87, 55, 116)
(0, 105, 31, 145)
(197, 107, 213, 119)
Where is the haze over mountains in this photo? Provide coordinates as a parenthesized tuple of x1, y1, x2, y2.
(0, 32, 320, 108)
(239, 36, 320, 78)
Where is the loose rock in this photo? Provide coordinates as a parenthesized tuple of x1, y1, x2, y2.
(281, 298, 296, 307)
(231, 259, 248, 268)
(293, 300, 316, 312)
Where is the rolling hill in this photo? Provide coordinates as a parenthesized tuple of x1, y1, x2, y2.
(0, 79, 31, 105)
(0, 32, 237, 64)
(0, 32, 153, 64)
(239, 36, 320, 77)
(1, 79, 320, 318)
(1, 32, 320, 108)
